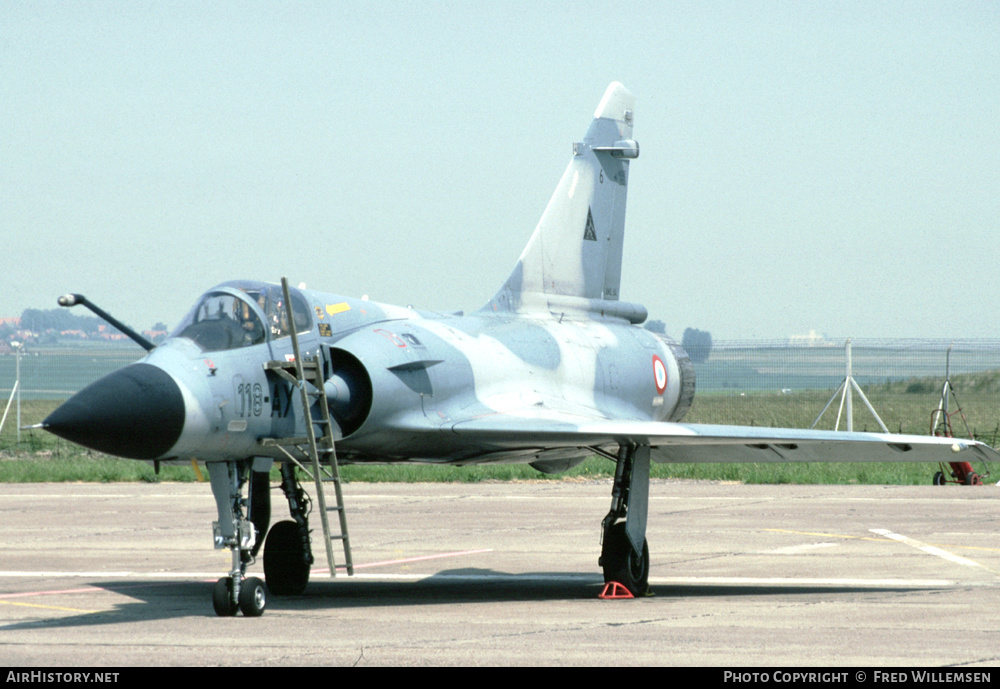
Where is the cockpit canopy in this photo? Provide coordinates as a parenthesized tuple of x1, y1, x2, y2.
(170, 281, 312, 352)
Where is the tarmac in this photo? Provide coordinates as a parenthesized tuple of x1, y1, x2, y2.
(1, 480, 998, 666)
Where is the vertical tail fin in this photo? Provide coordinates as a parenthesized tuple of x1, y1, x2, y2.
(484, 82, 644, 322)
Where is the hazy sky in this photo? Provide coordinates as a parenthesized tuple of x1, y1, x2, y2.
(3, 2, 998, 341)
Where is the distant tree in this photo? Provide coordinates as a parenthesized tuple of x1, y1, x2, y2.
(682, 327, 713, 363)
(148, 322, 170, 345)
(19, 308, 102, 334)
(643, 319, 667, 335)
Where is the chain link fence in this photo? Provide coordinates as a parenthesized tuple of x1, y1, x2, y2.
(1, 347, 144, 401)
(687, 338, 1000, 442)
(3, 339, 1000, 442)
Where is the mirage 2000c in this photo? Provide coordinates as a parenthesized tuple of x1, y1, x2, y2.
(42, 83, 999, 616)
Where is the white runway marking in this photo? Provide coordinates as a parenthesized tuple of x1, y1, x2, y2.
(0, 571, 971, 589)
(654, 576, 961, 588)
(869, 529, 992, 571)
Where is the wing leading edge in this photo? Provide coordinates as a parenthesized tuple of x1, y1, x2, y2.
(449, 414, 1000, 465)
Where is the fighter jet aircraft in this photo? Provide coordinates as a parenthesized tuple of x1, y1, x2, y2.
(42, 82, 1000, 617)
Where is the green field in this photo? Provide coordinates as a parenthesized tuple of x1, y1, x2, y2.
(2, 379, 996, 485)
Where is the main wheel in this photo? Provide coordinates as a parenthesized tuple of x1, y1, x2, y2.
(932, 471, 946, 486)
(263, 520, 311, 595)
(601, 522, 649, 596)
(239, 576, 266, 617)
(212, 577, 238, 617)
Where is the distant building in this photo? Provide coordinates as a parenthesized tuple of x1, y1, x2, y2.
(96, 324, 127, 342)
(788, 330, 827, 347)
(143, 330, 169, 343)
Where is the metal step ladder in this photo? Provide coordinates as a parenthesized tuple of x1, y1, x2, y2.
(258, 278, 354, 578)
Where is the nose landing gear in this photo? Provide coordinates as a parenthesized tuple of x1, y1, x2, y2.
(208, 460, 271, 617)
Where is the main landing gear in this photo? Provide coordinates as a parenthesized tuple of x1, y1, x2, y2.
(207, 445, 656, 613)
(599, 443, 651, 597)
(207, 459, 317, 617)
(263, 463, 314, 596)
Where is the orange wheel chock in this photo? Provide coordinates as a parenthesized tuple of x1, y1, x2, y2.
(599, 581, 634, 599)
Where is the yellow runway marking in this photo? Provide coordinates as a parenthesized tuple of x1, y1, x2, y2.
(0, 600, 99, 614)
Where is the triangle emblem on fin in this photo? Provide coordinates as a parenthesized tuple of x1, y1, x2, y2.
(583, 207, 597, 241)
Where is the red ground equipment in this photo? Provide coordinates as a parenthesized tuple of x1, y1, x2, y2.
(930, 349, 988, 486)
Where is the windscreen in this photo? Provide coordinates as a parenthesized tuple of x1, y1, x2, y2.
(171, 292, 266, 351)
(170, 283, 313, 352)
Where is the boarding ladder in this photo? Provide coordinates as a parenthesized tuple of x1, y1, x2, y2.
(258, 278, 354, 579)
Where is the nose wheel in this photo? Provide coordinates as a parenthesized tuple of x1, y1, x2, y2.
(238, 576, 266, 617)
(212, 577, 238, 616)
(208, 461, 271, 617)
(212, 575, 266, 617)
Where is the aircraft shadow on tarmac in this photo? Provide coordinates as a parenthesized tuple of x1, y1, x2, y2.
(0, 569, 944, 630)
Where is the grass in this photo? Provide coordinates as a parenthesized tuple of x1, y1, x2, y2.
(1, 388, 995, 485)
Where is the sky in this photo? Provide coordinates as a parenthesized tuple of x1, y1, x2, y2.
(3, 1, 998, 341)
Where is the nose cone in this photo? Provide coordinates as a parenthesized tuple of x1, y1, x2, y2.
(44, 363, 185, 460)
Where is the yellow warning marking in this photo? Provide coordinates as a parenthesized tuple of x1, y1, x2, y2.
(0, 600, 99, 614)
(190, 459, 204, 482)
(326, 303, 351, 316)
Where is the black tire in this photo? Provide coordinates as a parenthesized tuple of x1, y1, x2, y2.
(932, 471, 946, 486)
(601, 522, 649, 596)
(964, 472, 982, 486)
(263, 520, 311, 596)
(212, 577, 238, 617)
(239, 576, 266, 617)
